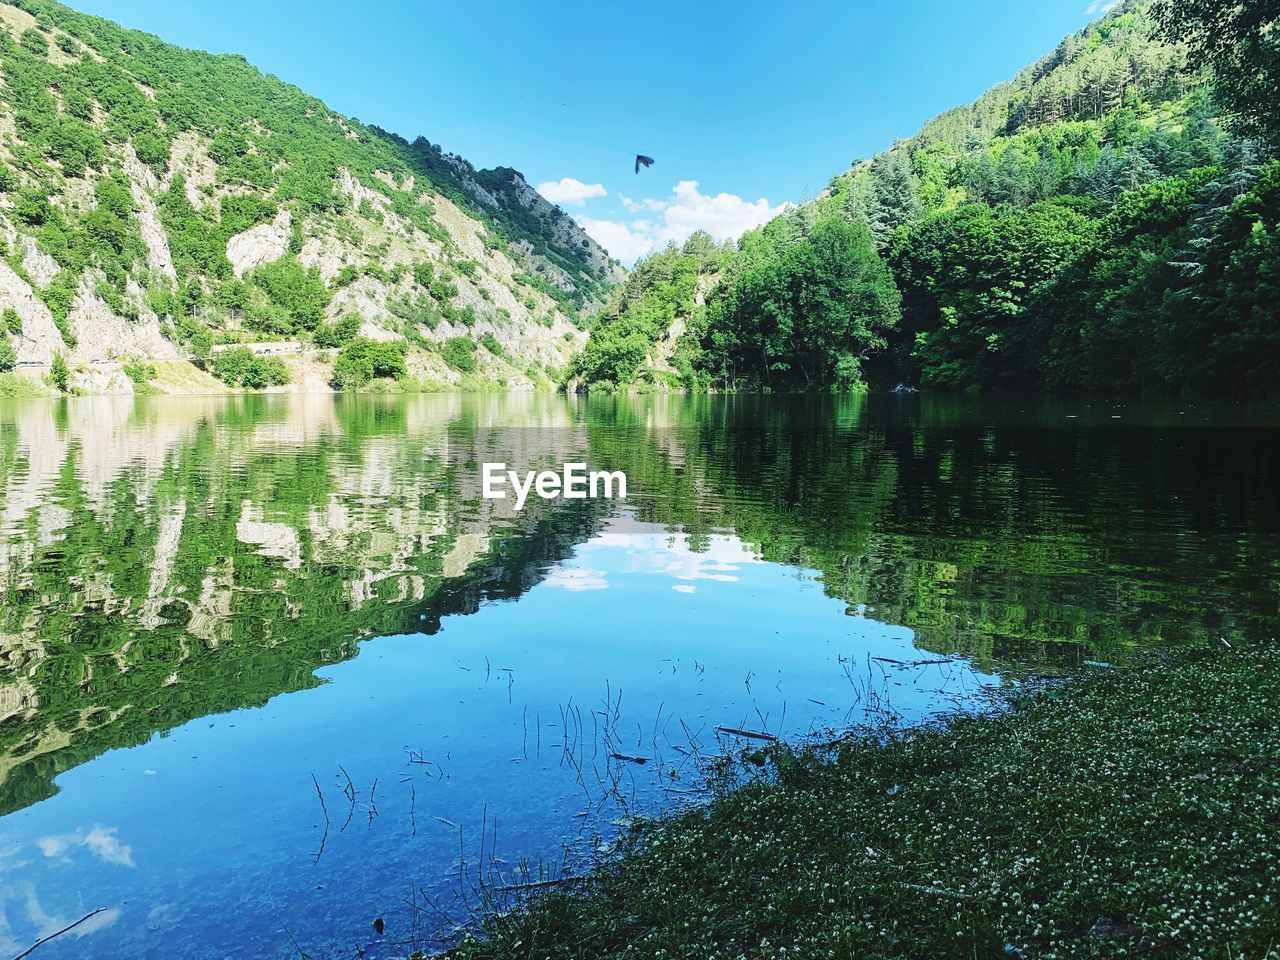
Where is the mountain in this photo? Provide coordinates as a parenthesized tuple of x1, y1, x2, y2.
(576, 0, 1278, 398)
(0, 0, 622, 395)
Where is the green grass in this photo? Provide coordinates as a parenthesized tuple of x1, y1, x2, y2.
(449, 641, 1280, 959)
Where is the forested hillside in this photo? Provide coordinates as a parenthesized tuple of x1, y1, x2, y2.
(576, 0, 1279, 398)
(0, 0, 621, 395)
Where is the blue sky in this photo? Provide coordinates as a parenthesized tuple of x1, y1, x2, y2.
(70, 0, 1112, 262)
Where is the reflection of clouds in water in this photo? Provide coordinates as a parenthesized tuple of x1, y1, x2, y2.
(545, 530, 763, 596)
(0, 842, 30, 873)
(601, 532, 761, 585)
(545, 531, 758, 594)
(37, 825, 134, 867)
(542, 566, 609, 591)
(0, 881, 121, 955)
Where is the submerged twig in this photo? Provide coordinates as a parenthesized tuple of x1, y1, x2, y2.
(716, 726, 777, 741)
(13, 907, 108, 960)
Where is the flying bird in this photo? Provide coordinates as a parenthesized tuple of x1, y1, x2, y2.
(634, 154, 654, 175)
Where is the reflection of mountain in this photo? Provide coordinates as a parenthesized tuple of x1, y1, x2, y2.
(0, 394, 610, 815)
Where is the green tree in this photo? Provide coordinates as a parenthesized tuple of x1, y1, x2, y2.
(313, 313, 362, 348)
(248, 257, 331, 334)
(50, 351, 70, 392)
(332, 337, 407, 387)
(573, 243, 703, 387)
(1153, 0, 1280, 146)
(893, 201, 1099, 390)
(703, 216, 900, 390)
(440, 336, 477, 373)
(211, 347, 289, 388)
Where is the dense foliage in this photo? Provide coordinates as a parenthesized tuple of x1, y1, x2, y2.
(331, 336, 407, 388)
(1153, 0, 1280, 146)
(210, 346, 289, 388)
(441, 335, 477, 373)
(572, 233, 719, 389)
(698, 216, 900, 390)
(575, 0, 1278, 398)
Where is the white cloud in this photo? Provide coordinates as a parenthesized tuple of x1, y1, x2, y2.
(576, 217, 656, 265)
(618, 193, 667, 213)
(658, 180, 790, 246)
(1083, 0, 1119, 14)
(579, 180, 790, 265)
(536, 177, 607, 206)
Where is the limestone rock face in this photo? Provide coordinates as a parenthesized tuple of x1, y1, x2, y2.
(68, 286, 179, 365)
(122, 145, 178, 281)
(20, 237, 59, 287)
(226, 209, 292, 278)
(69, 364, 135, 396)
(0, 261, 64, 365)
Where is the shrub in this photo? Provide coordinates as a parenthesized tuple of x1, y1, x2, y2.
(332, 337, 407, 388)
(0, 338, 16, 373)
(440, 336, 476, 373)
(388, 294, 438, 331)
(247, 256, 330, 333)
(13, 188, 53, 226)
(190, 326, 213, 365)
(313, 313, 362, 348)
(19, 28, 48, 56)
(479, 332, 505, 357)
(429, 278, 458, 302)
(212, 346, 289, 388)
(122, 360, 156, 383)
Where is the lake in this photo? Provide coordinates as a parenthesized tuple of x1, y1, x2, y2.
(1, 392, 1277, 959)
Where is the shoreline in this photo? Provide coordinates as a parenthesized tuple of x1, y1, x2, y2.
(441, 640, 1278, 959)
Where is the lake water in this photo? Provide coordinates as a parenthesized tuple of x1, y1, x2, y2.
(0, 392, 1276, 958)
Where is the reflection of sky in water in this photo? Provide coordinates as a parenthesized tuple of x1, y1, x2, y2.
(0, 514, 995, 960)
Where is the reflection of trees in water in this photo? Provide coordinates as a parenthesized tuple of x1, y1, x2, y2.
(597, 393, 1279, 671)
(2, 392, 1276, 816)
(0, 394, 610, 815)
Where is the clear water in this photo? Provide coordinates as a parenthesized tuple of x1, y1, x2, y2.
(0, 392, 1276, 958)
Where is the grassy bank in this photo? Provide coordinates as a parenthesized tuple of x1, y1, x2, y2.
(451, 641, 1279, 959)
